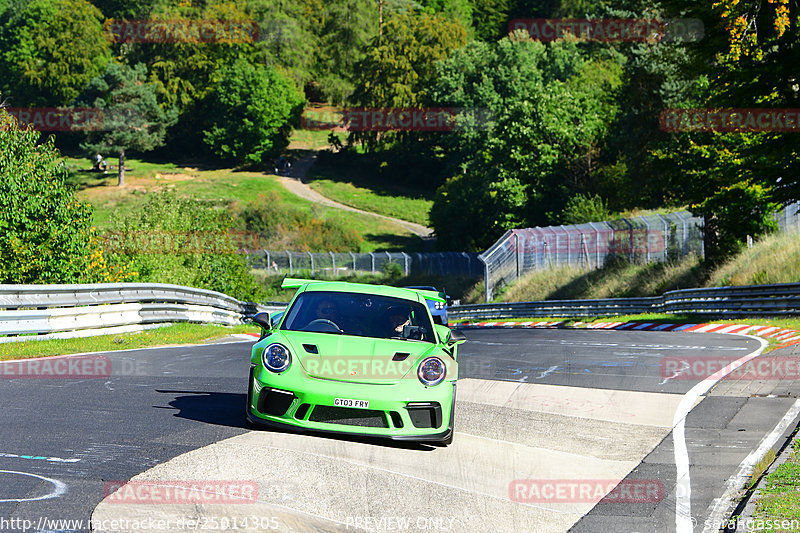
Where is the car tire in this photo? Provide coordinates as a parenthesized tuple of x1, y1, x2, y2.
(245, 367, 259, 429)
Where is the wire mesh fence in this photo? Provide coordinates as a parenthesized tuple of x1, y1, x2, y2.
(776, 201, 800, 233)
(477, 211, 705, 301)
(247, 251, 483, 278)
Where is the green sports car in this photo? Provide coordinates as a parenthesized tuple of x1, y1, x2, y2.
(246, 278, 466, 444)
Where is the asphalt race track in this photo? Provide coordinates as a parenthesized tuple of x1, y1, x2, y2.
(1, 329, 799, 532)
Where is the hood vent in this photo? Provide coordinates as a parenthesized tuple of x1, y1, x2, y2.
(392, 352, 410, 361)
(302, 344, 318, 354)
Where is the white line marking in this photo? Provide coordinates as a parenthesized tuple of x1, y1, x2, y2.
(0, 452, 79, 463)
(536, 366, 559, 379)
(702, 398, 800, 533)
(659, 360, 690, 385)
(0, 470, 67, 502)
(673, 335, 769, 533)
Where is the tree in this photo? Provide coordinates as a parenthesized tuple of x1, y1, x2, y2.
(202, 59, 305, 166)
(312, 0, 378, 104)
(79, 62, 177, 187)
(107, 191, 263, 300)
(0, 0, 110, 106)
(0, 111, 126, 283)
(428, 36, 623, 249)
(349, 10, 468, 148)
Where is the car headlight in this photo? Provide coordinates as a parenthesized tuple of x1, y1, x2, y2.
(263, 343, 291, 373)
(417, 357, 446, 386)
(434, 301, 445, 310)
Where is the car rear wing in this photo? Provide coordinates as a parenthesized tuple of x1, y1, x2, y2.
(280, 277, 446, 303)
(280, 277, 325, 289)
(403, 288, 446, 303)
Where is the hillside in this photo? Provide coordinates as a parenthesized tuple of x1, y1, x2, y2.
(468, 230, 800, 304)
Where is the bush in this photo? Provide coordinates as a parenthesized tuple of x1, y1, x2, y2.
(561, 194, 610, 224)
(235, 193, 362, 252)
(203, 60, 305, 166)
(0, 112, 127, 283)
(106, 191, 263, 300)
(696, 182, 779, 265)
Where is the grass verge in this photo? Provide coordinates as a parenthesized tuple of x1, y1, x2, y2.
(305, 152, 434, 227)
(0, 323, 259, 360)
(750, 438, 800, 530)
(63, 155, 421, 252)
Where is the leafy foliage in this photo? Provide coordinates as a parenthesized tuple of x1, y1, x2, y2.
(0, 0, 110, 106)
(79, 62, 177, 184)
(107, 191, 263, 300)
(695, 182, 779, 265)
(202, 59, 305, 166)
(562, 194, 610, 224)
(429, 36, 623, 249)
(236, 192, 363, 252)
(0, 112, 127, 283)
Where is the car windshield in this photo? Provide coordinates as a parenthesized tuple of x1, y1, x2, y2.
(281, 290, 435, 342)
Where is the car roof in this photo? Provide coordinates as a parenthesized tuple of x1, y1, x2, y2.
(281, 278, 444, 303)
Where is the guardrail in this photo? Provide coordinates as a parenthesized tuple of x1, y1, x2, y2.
(0, 283, 277, 343)
(448, 283, 800, 320)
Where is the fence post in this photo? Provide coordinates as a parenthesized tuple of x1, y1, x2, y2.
(514, 233, 521, 280)
(401, 252, 409, 275)
(479, 255, 490, 302)
(656, 214, 670, 261)
(370, 252, 375, 274)
(307, 251, 314, 276)
(265, 251, 270, 272)
(639, 216, 651, 262)
(286, 251, 293, 275)
(329, 251, 335, 277)
(588, 222, 602, 268)
(622, 218, 634, 262)
(349, 251, 356, 273)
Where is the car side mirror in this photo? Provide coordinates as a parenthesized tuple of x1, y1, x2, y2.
(447, 329, 467, 346)
(252, 312, 272, 331)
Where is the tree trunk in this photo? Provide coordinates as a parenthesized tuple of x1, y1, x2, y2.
(118, 147, 125, 187)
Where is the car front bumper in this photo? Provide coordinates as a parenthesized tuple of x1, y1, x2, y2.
(247, 366, 456, 441)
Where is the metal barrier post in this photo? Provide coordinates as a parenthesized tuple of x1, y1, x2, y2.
(349, 252, 356, 273)
(308, 251, 314, 276)
(286, 251, 293, 275)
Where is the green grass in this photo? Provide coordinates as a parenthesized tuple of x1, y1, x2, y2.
(709, 230, 800, 287)
(63, 155, 422, 252)
(470, 255, 706, 304)
(751, 440, 800, 531)
(0, 323, 259, 360)
(490, 229, 800, 307)
(305, 154, 434, 227)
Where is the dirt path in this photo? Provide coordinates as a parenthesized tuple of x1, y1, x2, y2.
(278, 152, 434, 239)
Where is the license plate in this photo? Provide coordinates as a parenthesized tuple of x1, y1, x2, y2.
(334, 398, 369, 409)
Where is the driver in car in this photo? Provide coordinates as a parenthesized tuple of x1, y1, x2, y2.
(311, 298, 342, 324)
(385, 306, 411, 338)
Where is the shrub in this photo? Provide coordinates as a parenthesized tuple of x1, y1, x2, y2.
(203, 60, 305, 166)
(106, 191, 263, 300)
(561, 193, 611, 224)
(0, 112, 128, 283)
